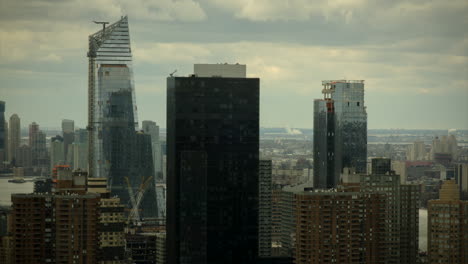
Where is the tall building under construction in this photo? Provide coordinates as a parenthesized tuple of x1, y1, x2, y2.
(87, 16, 157, 218)
(313, 80, 367, 188)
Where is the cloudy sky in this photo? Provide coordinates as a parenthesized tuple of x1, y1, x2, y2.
(1, 0, 467, 130)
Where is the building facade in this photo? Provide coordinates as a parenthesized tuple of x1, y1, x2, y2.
(259, 160, 272, 257)
(294, 191, 386, 264)
(167, 64, 259, 263)
(87, 17, 157, 218)
(11, 169, 126, 264)
(428, 180, 468, 264)
(87, 16, 138, 179)
(313, 80, 367, 188)
(8, 114, 20, 164)
(0, 101, 5, 167)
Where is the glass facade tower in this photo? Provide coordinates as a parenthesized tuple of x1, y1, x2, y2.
(87, 16, 137, 179)
(87, 17, 157, 218)
(313, 80, 367, 188)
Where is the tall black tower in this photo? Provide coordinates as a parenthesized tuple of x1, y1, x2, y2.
(167, 64, 259, 264)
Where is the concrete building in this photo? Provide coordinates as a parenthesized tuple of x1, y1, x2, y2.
(294, 190, 386, 264)
(11, 169, 126, 264)
(428, 180, 468, 264)
(406, 141, 426, 161)
(259, 160, 272, 257)
(167, 63, 259, 263)
(313, 80, 367, 189)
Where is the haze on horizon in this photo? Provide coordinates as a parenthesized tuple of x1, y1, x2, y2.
(1, 0, 467, 130)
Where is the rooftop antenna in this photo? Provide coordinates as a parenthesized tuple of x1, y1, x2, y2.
(93, 21, 109, 32)
(169, 70, 177, 77)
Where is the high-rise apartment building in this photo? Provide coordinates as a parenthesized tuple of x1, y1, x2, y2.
(313, 80, 367, 188)
(407, 141, 426, 161)
(259, 160, 273, 257)
(8, 114, 20, 164)
(294, 190, 386, 264)
(343, 158, 420, 263)
(11, 169, 126, 263)
(167, 63, 259, 263)
(428, 180, 468, 264)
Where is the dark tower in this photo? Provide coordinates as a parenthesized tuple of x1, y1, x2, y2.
(167, 64, 259, 264)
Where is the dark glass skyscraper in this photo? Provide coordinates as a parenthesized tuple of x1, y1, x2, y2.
(313, 80, 367, 188)
(167, 64, 259, 264)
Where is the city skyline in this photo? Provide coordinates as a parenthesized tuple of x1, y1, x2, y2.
(1, 0, 467, 130)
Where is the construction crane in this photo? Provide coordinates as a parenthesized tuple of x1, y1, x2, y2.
(125, 175, 154, 224)
(93, 21, 109, 31)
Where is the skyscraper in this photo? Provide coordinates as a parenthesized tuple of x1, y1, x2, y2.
(313, 80, 367, 188)
(50, 135, 65, 168)
(142, 120, 163, 182)
(29, 122, 48, 173)
(87, 17, 157, 218)
(167, 64, 259, 263)
(8, 114, 20, 164)
(61, 119, 74, 162)
(0, 101, 5, 167)
(87, 16, 137, 179)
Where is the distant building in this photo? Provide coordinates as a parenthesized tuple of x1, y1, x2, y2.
(50, 135, 65, 169)
(142, 120, 163, 182)
(29, 122, 48, 173)
(0, 101, 5, 168)
(71, 128, 88, 171)
(15, 145, 32, 168)
(167, 63, 259, 263)
(455, 163, 468, 193)
(406, 141, 426, 161)
(8, 114, 20, 164)
(313, 80, 367, 189)
(428, 180, 468, 264)
(61, 119, 74, 162)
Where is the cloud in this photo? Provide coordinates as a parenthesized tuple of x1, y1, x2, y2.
(0, 0, 206, 22)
